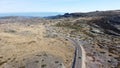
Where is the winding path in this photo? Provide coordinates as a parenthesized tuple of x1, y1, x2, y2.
(45, 25, 86, 68)
(66, 37, 86, 68)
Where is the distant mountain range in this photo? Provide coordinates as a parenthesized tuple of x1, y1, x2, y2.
(49, 10, 120, 19)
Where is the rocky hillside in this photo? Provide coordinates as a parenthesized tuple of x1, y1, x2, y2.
(52, 10, 120, 68)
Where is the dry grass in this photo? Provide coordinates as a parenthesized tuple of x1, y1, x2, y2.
(0, 23, 74, 68)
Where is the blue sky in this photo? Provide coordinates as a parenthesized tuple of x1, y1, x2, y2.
(0, 0, 120, 13)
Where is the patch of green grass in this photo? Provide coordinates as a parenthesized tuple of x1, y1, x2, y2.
(41, 64, 47, 68)
(35, 60, 39, 63)
(19, 66, 25, 68)
(55, 61, 59, 63)
(4, 29, 16, 33)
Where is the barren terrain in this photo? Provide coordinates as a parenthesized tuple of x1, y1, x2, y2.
(0, 10, 120, 68)
(0, 21, 75, 68)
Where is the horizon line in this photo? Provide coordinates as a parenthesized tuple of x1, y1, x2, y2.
(0, 9, 119, 14)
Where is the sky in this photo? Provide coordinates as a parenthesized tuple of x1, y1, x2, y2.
(0, 0, 120, 13)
